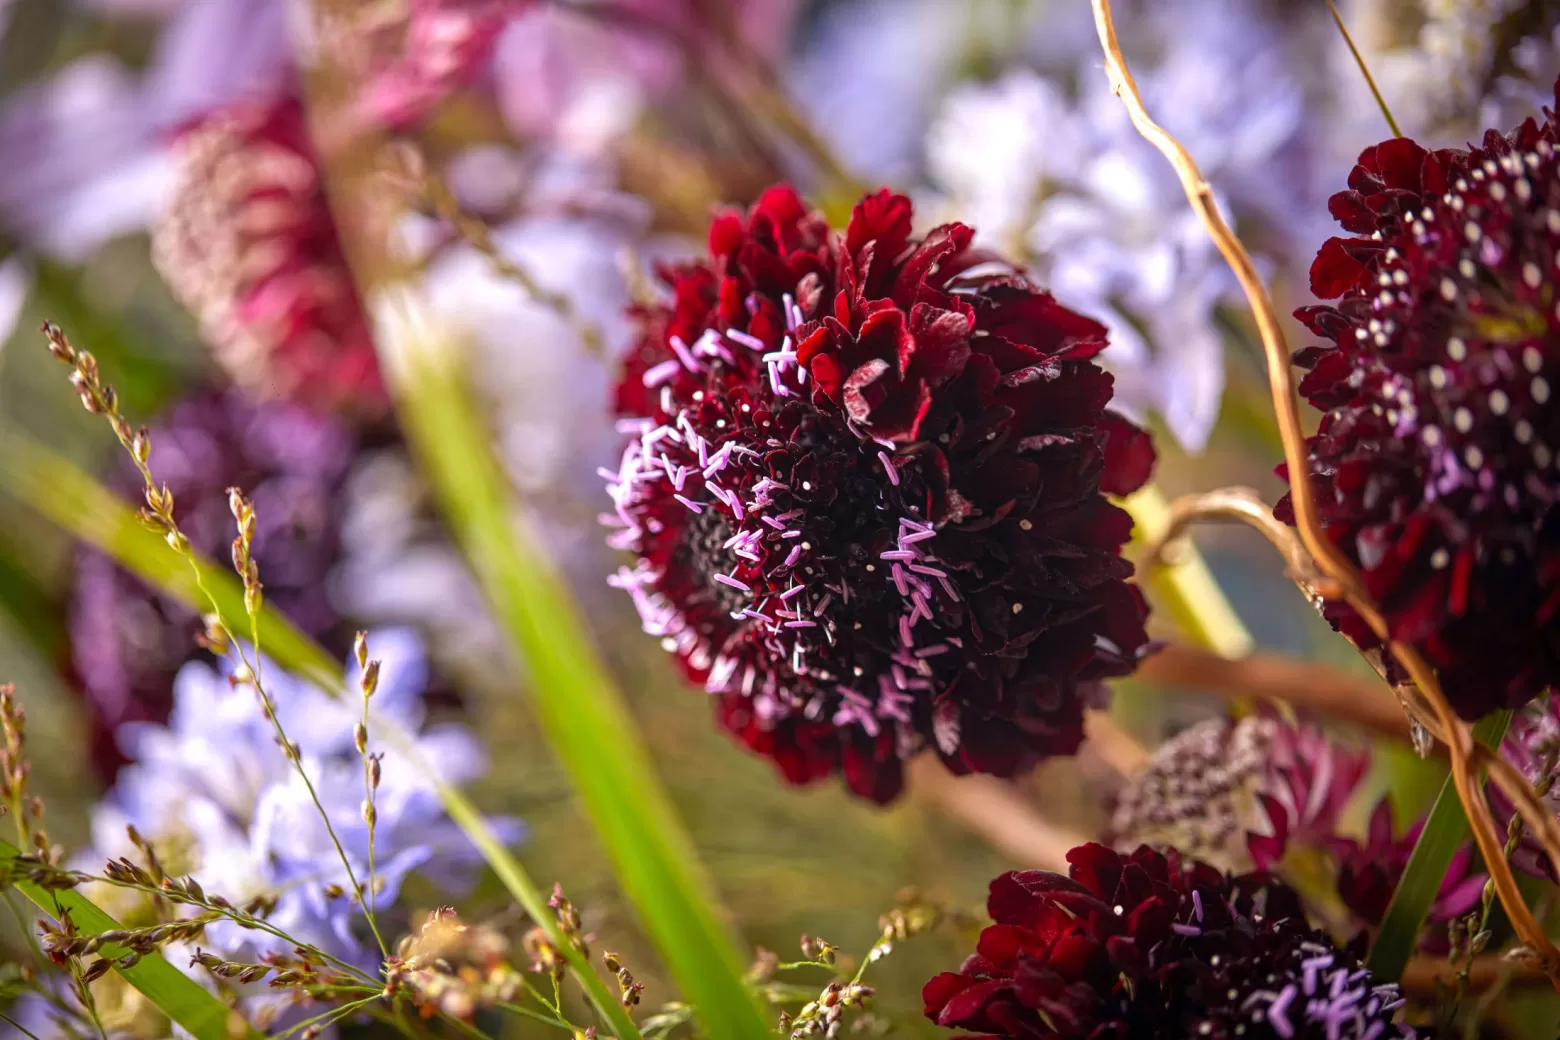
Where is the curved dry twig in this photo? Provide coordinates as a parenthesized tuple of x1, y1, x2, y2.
(907, 757, 1080, 872)
(1088, 0, 1560, 976)
(1145, 487, 1344, 599)
(1138, 644, 1412, 742)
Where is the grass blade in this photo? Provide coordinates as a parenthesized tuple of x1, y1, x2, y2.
(0, 426, 340, 691)
(0, 838, 259, 1040)
(376, 293, 771, 1040)
(1366, 710, 1512, 982)
(0, 427, 642, 1038)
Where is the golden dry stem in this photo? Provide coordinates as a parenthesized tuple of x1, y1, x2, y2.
(1089, 0, 1560, 978)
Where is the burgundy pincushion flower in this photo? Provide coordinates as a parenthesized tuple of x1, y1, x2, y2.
(605, 185, 1153, 802)
(923, 843, 1414, 1040)
(70, 388, 356, 779)
(152, 97, 386, 417)
(1281, 80, 1560, 719)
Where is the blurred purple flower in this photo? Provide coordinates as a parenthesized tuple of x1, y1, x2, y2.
(70, 388, 357, 778)
(102, 628, 518, 962)
(792, 0, 1029, 185)
(14, 629, 518, 1037)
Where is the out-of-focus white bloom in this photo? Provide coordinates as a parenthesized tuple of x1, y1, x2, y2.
(1336, 0, 1556, 144)
(924, 0, 1317, 452)
(343, 160, 681, 674)
(792, 0, 1046, 184)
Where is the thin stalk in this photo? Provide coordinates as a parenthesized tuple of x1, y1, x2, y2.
(0, 1011, 46, 1040)
(1325, 0, 1403, 138)
(40, 323, 389, 963)
(1367, 712, 1511, 983)
(1123, 486, 1253, 660)
(1088, 0, 1560, 977)
(495, 1001, 577, 1032)
(376, 293, 766, 1038)
(11, 340, 636, 1031)
(0, 838, 262, 1040)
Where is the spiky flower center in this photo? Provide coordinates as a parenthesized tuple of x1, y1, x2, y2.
(608, 309, 962, 742)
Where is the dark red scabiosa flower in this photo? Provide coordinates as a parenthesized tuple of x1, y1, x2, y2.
(152, 97, 386, 417)
(923, 843, 1414, 1039)
(1281, 80, 1560, 719)
(70, 389, 356, 779)
(604, 186, 1154, 802)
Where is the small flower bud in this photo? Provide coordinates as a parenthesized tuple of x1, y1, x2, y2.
(361, 800, 377, 827)
(360, 660, 380, 699)
(354, 631, 369, 670)
(354, 723, 368, 755)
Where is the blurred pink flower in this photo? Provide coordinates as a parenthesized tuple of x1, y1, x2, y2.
(493, 0, 798, 154)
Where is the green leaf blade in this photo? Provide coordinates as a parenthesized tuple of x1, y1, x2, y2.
(1366, 709, 1512, 983)
(1, 838, 260, 1040)
(382, 303, 770, 1040)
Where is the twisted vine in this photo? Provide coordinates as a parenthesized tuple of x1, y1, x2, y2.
(1088, 0, 1560, 979)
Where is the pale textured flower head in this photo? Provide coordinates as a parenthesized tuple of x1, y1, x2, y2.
(1108, 715, 1370, 874)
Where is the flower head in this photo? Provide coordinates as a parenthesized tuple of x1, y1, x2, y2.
(1331, 799, 1484, 947)
(152, 96, 386, 415)
(1108, 715, 1369, 875)
(923, 843, 1414, 1039)
(70, 388, 356, 778)
(100, 629, 516, 965)
(606, 185, 1153, 802)
(1282, 79, 1560, 718)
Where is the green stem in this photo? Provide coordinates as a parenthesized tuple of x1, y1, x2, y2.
(1366, 710, 1512, 983)
(1324, 0, 1403, 138)
(0, 839, 262, 1040)
(375, 291, 770, 1040)
(0, 429, 639, 1036)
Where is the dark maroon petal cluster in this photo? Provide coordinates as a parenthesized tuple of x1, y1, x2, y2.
(1330, 800, 1484, 949)
(1281, 79, 1560, 719)
(152, 97, 386, 417)
(70, 389, 356, 778)
(605, 185, 1154, 802)
(923, 844, 1413, 1040)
